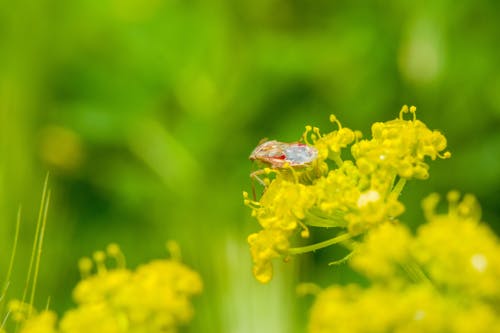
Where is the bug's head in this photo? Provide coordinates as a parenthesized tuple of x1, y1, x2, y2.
(249, 139, 273, 161)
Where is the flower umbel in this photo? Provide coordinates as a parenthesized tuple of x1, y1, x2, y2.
(245, 106, 450, 283)
(308, 193, 500, 333)
(8, 243, 203, 333)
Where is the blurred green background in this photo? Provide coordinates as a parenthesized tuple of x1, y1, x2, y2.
(1, 0, 499, 332)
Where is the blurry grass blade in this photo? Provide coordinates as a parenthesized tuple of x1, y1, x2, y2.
(0, 206, 22, 320)
(1, 310, 10, 330)
(45, 296, 51, 311)
(21, 173, 49, 308)
(29, 189, 50, 316)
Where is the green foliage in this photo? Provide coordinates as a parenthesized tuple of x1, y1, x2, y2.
(1, 0, 499, 332)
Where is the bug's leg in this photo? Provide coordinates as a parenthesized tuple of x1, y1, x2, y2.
(251, 179, 256, 201)
(250, 168, 277, 199)
(250, 168, 270, 200)
(251, 176, 258, 201)
(250, 169, 268, 187)
(250, 170, 268, 200)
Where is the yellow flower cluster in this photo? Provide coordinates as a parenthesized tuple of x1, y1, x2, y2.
(244, 106, 450, 283)
(351, 106, 450, 180)
(309, 193, 500, 333)
(6, 303, 58, 333)
(8, 243, 202, 333)
(245, 178, 316, 283)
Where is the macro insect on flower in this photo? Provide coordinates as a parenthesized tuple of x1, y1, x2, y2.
(249, 140, 318, 187)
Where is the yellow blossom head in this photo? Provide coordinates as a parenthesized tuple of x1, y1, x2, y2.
(308, 192, 500, 333)
(244, 106, 451, 283)
(64, 243, 203, 332)
(352, 105, 450, 180)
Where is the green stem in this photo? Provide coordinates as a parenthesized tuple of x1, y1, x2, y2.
(288, 232, 352, 255)
(328, 251, 354, 266)
(304, 210, 347, 228)
(401, 261, 433, 286)
(332, 154, 344, 168)
(390, 177, 406, 198)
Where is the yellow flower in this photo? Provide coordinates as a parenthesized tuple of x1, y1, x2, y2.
(313, 161, 360, 216)
(116, 259, 203, 329)
(72, 269, 132, 305)
(18, 311, 58, 333)
(63, 244, 203, 332)
(307, 115, 357, 162)
(308, 193, 500, 333)
(309, 283, 500, 333)
(351, 105, 450, 180)
(8, 243, 202, 333)
(247, 229, 291, 283)
(350, 222, 413, 282)
(245, 106, 449, 283)
(60, 303, 124, 333)
(414, 193, 500, 298)
(244, 178, 315, 283)
(308, 284, 452, 333)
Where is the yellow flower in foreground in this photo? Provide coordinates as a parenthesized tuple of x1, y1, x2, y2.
(414, 192, 500, 298)
(16, 311, 58, 333)
(309, 282, 500, 333)
(60, 303, 123, 333)
(9, 243, 202, 333)
(245, 105, 450, 283)
(309, 193, 500, 333)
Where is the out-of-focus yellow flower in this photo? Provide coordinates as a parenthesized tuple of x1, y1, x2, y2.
(308, 193, 500, 333)
(245, 106, 449, 283)
(115, 259, 203, 329)
(414, 192, 500, 298)
(18, 311, 58, 333)
(72, 269, 132, 305)
(59, 303, 123, 333)
(62, 244, 203, 333)
(7, 243, 202, 333)
(9, 300, 58, 333)
(309, 284, 453, 333)
(350, 222, 413, 283)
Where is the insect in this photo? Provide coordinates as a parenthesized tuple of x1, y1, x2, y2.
(249, 140, 318, 187)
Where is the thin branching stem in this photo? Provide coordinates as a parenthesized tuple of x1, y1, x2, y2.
(390, 178, 406, 198)
(288, 232, 352, 255)
(332, 154, 344, 168)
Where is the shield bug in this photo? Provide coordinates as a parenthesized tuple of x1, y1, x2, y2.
(249, 140, 318, 187)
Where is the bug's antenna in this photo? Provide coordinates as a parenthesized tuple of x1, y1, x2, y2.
(257, 137, 269, 145)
